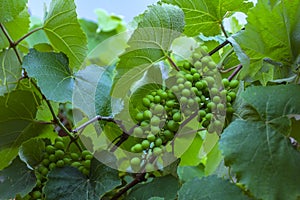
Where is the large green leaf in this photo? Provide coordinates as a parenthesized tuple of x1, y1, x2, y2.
(0, 8, 30, 49)
(43, 0, 87, 70)
(162, 0, 252, 36)
(230, 0, 300, 83)
(178, 176, 251, 200)
(220, 84, 300, 200)
(126, 175, 180, 200)
(0, 90, 52, 170)
(0, 0, 27, 23)
(115, 4, 184, 84)
(0, 49, 22, 96)
(44, 159, 121, 200)
(0, 157, 36, 199)
(23, 49, 74, 103)
(19, 138, 45, 169)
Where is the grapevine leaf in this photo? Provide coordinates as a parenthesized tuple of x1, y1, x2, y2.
(43, 0, 87, 70)
(177, 165, 205, 183)
(0, 0, 27, 23)
(0, 157, 36, 199)
(231, 0, 300, 83)
(204, 143, 223, 176)
(115, 4, 184, 84)
(23, 49, 74, 103)
(0, 49, 22, 96)
(178, 176, 251, 200)
(95, 9, 125, 32)
(178, 134, 203, 166)
(44, 159, 121, 200)
(126, 175, 180, 200)
(220, 84, 300, 200)
(0, 8, 30, 49)
(36, 101, 59, 121)
(0, 90, 51, 170)
(73, 65, 114, 118)
(19, 138, 45, 169)
(162, 0, 253, 36)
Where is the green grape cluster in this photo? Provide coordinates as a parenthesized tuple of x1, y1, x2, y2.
(23, 137, 93, 200)
(129, 47, 238, 171)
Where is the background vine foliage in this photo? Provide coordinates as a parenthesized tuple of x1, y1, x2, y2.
(0, 0, 299, 199)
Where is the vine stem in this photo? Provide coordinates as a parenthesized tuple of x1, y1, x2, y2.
(14, 27, 43, 46)
(208, 40, 231, 56)
(221, 22, 229, 38)
(167, 56, 180, 71)
(228, 64, 243, 81)
(72, 115, 114, 133)
(111, 173, 146, 200)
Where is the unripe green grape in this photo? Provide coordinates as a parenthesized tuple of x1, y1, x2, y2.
(82, 150, 92, 159)
(145, 163, 155, 172)
(140, 121, 149, 127)
(217, 103, 225, 111)
(149, 124, 160, 134)
(173, 112, 182, 122)
(70, 153, 80, 161)
(85, 155, 93, 160)
(164, 130, 174, 140)
(166, 100, 175, 108)
(190, 68, 197, 74)
(180, 96, 188, 104)
(205, 113, 213, 120)
(228, 92, 236, 100)
(45, 145, 55, 154)
(142, 98, 151, 107)
(184, 81, 193, 88)
(154, 95, 161, 103)
(178, 83, 184, 90)
(191, 87, 198, 95)
(32, 191, 42, 199)
(171, 85, 179, 93)
(193, 73, 201, 81)
(194, 61, 202, 69)
(36, 179, 42, 187)
(63, 158, 72, 165)
(168, 91, 175, 99)
(202, 119, 210, 128)
(226, 95, 232, 102)
(192, 52, 202, 60)
(132, 144, 143, 153)
(154, 104, 164, 114)
(198, 110, 206, 118)
(226, 107, 234, 114)
(54, 141, 65, 150)
(167, 120, 179, 132)
(201, 56, 211, 64)
(151, 91, 157, 96)
(182, 88, 191, 97)
(147, 134, 156, 142)
(195, 81, 204, 90)
(207, 102, 216, 110)
(49, 162, 56, 170)
(222, 78, 230, 88)
(141, 140, 150, 149)
(150, 116, 161, 126)
(204, 76, 214, 86)
(143, 110, 152, 120)
(82, 169, 89, 176)
(153, 147, 163, 156)
(183, 62, 191, 70)
(185, 74, 193, 82)
(83, 160, 91, 168)
(177, 77, 185, 84)
(210, 87, 219, 96)
(54, 150, 65, 160)
(133, 127, 144, 136)
(56, 160, 65, 168)
(49, 154, 56, 162)
(155, 138, 163, 147)
(160, 91, 168, 100)
(41, 158, 50, 167)
(135, 112, 144, 121)
(71, 162, 81, 168)
(55, 137, 64, 143)
(213, 96, 221, 104)
(188, 99, 195, 107)
(213, 120, 223, 128)
(229, 80, 239, 88)
(39, 167, 48, 176)
(78, 166, 85, 173)
(146, 95, 154, 102)
(208, 61, 216, 69)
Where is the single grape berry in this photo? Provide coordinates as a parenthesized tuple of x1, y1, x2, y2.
(181, 88, 191, 97)
(133, 127, 144, 136)
(71, 162, 81, 168)
(142, 98, 151, 107)
(54, 141, 65, 150)
(167, 120, 179, 132)
(49, 163, 56, 170)
(173, 112, 182, 122)
(150, 116, 161, 126)
(153, 147, 163, 156)
(147, 134, 156, 142)
(229, 80, 239, 88)
(83, 160, 91, 168)
(130, 157, 141, 166)
(32, 191, 42, 199)
(56, 160, 65, 168)
(135, 112, 144, 121)
(222, 78, 230, 88)
(132, 144, 143, 153)
(141, 140, 150, 149)
(143, 110, 152, 120)
(151, 126, 160, 134)
(45, 145, 55, 154)
(70, 153, 80, 161)
(54, 150, 65, 160)
(155, 137, 163, 147)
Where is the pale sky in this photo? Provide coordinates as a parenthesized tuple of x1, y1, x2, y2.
(27, 0, 158, 22)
